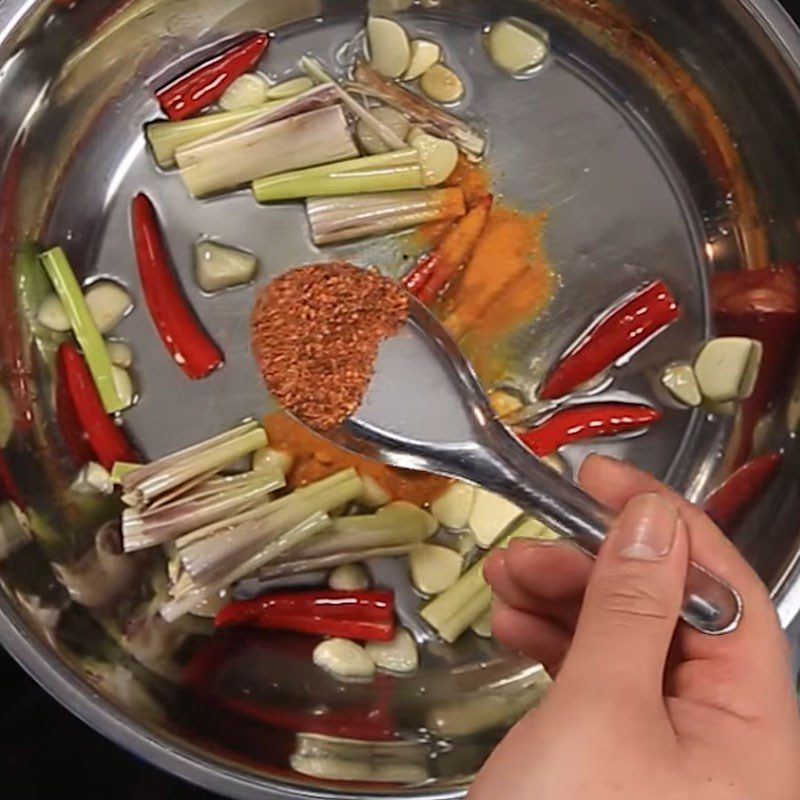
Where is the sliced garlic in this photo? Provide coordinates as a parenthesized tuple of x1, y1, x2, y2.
(218, 73, 270, 111)
(265, 76, 314, 100)
(486, 17, 550, 75)
(469, 489, 523, 548)
(420, 64, 464, 104)
(111, 365, 135, 410)
(313, 638, 376, 679)
(72, 462, 115, 495)
(365, 628, 418, 673)
(489, 389, 524, 418)
(329, 563, 369, 591)
(194, 241, 258, 293)
(252, 446, 294, 475)
(106, 341, 133, 369)
(694, 337, 763, 403)
(409, 128, 459, 186)
(85, 281, 133, 334)
(358, 474, 392, 509)
(291, 754, 372, 782)
(37, 293, 71, 332)
(660, 363, 702, 407)
(367, 16, 412, 79)
(471, 611, 492, 638)
(431, 481, 475, 529)
(403, 39, 441, 80)
(410, 544, 463, 595)
(356, 106, 410, 155)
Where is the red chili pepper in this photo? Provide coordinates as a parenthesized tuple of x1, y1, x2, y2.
(704, 452, 782, 532)
(403, 195, 493, 302)
(215, 590, 396, 642)
(156, 33, 270, 121)
(131, 194, 224, 380)
(58, 344, 139, 470)
(518, 403, 662, 457)
(712, 267, 800, 467)
(539, 280, 681, 400)
(55, 345, 94, 467)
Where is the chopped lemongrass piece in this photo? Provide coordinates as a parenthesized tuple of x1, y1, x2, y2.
(486, 18, 550, 75)
(329, 563, 369, 591)
(107, 341, 133, 369)
(194, 241, 257, 293)
(121, 421, 267, 507)
(694, 337, 763, 403)
(111, 366, 135, 410)
(313, 638, 376, 679)
(306, 187, 466, 245)
(357, 106, 410, 155)
(410, 544, 462, 595)
(122, 469, 285, 552)
(146, 100, 289, 168)
(365, 628, 418, 673)
(420, 64, 465, 104)
(252, 446, 294, 475)
(404, 39, 441, 80)
(72, 462, 115, 495)
(408, 129, 459, 186)
(367, 17, 412, 78)
(252, 148, 423, 202)
(661, 363, 702, 407)
(218, 73, 270, 111)
(178, 106, 358, 198)
(352, 62, 485, 158)
(111, 462, 140, 483)
(40, 248, 124, 413)
(84, 280, 133, 334)
(37, 293, 71, 332)
(256, 545, 417, 581)
(469, 489, 523, 548)
(431, 482, 475, 529)
(266, 76, 314, 100)
(301, 56, 407, 151)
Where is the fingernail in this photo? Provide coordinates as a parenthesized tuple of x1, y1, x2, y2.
(616, 493, 678, 561)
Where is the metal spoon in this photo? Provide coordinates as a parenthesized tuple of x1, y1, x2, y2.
(329, 296, 742, 636)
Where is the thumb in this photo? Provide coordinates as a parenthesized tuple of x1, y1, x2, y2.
(559, 492, 689, 700)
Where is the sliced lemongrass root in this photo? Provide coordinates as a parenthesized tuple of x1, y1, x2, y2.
(471, 611, 492, 638)
(365, 628, 418, 673)
(37, 294, 71, 332)
(306, 187, 466, 245)
(329, 563, 369, 591)
(84, 281, 133, 334)
(430, 482, 474, 529)
(408, 129, 459, 186)
(420, 64, 464, 104)
(469, 489, 523, 548)
(404, 39, 441, 80)
(660, 363, 702, 407)
(410, 544, 462, 595)
(358, 475, 391, 509)
(356, 106, 410, 155)
(266, 76, 314, 100)
(194, 241, 257, 293)
(313, 638, 376, 679)
(252, 446, 294, 475)
(111, 365, 135, 410)
(107, 341, 133, 369)
(219, 73, 270, 111)
(694, 337, 763, 402)
(367, 16, 412, 78)
(486, 18, 550, 75)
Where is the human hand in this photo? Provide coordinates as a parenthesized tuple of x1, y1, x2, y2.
(472, 454, 800, 800)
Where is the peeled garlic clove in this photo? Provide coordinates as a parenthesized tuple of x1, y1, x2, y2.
(430, 482, 475, 529)
(356, 106, 410, 155)
(403, 39, 441, 80)
(313, 638, 376, 679)
(420, 64, 464, 104)
(194, 241, 258, 293)
(72, 462, 114, 495)
(486, 18, 550, 75)
(265, 76, 314, 100)
(694, 337, 763, 403)
(365, 628, 418, 673)
(410, 544, 463, 595)
(329, 563, 369, 591)
(252, 446, 293, 475)
(358, 474, 392, 509)
(37, 293, 71, 332)
(85, 281, 133, 334)
(367, 16, 412, 79)
(409, 128, 459, 186)
(111, 365, 135, 410)
(489, 389, 524, 418)
(218, 73, 270, 111)
(107, 340, 133, 369)
(471, 611, 492, 638)
(469, 489, 523, 548)
(661, 363, 702, 407)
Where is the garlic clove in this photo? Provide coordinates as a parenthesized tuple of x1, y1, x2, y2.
(486, 18, 550, 75)
(468, 489, 523, 548)
(403, 39, 441, 80)
(410, 544, 463, 595)
(430, 481, 475, 529)
(356, 106, 410, 155)
(367, 16, 412, 79)
(219, 73, 270, 111)
(409, 128, 459, 186)
(313, 638, 376, 679)
(252, 446, 294, 475)
(660, 363, 702, 407)
(106, 340, 133, 369)
(694, 337, 763, 403)
(328, 563, 370, 591)
(37, 293, 72, 332)
(84, 281, 133, 334)
(365, 628, 418, 673)
(420, 64, 465, 104)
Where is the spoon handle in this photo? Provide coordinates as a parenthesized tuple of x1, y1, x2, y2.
(483, 429, 743, 636)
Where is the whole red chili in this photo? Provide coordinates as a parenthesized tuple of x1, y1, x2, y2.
(540, 280, 681, 400)
(156, 33, 270, 121)
(215, 590, 396, 642)
(131, 193, 224, 380)
(518, 403, 662, 457)
(55, 344, 94, 467)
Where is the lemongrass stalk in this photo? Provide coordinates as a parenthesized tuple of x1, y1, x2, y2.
(252, 149, 422, 203)
(306, 188, 466, 245)
(301, 56, 406, 151)
(122, 469, 285, 552)
(161, 512, 330, 622)
(121, 421, 267, 507)
(40, 247, 124, 413)
(421, 519, 556, 642)
(178, 106, 359, 198)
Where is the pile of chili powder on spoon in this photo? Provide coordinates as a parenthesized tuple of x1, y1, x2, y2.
(251, 262, 409, 431)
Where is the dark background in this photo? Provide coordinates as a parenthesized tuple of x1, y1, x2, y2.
(3, 1, 800, 797)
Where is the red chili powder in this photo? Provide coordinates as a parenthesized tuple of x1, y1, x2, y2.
(251, 263, 409, 431)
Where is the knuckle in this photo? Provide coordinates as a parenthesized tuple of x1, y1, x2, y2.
(591, 572, 672, 625)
